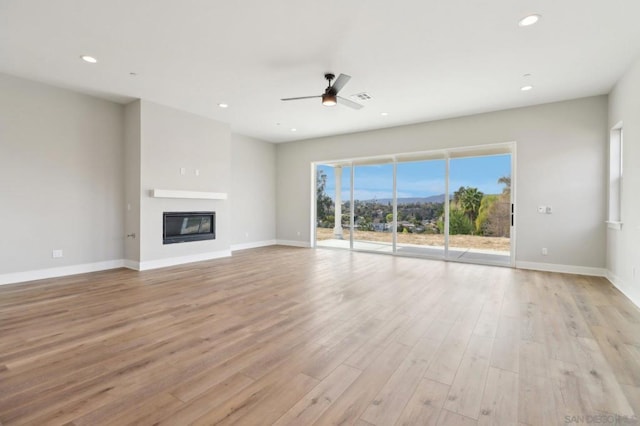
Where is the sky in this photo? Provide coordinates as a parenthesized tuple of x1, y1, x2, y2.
(319, 154, 511, 201)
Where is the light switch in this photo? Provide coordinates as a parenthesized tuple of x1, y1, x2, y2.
(537, 206, 546, 214)
(180, 167, 186, 175)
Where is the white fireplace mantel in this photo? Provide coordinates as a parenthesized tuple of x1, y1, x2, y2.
(151, 189, 228, 200)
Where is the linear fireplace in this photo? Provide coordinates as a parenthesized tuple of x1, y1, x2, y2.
(163, 211, 215, 244)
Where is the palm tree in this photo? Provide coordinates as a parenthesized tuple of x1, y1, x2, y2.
(459, 187, 484, 225)
(498, 175, 511, 195)
(453, 186, 466, 204)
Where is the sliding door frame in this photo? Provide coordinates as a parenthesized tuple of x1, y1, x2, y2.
(312, 141, 516, 267)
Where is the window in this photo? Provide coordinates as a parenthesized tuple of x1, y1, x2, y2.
(608, 123, 623, 228)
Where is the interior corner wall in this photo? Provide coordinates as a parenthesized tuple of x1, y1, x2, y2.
(0, 73, 125, 278)
(276, 96, 608, 270)
(607, 56, 640, 307)
(230, 133, 276, 249)
(138, 100, 231, 267)
(124, 100, 141, 265)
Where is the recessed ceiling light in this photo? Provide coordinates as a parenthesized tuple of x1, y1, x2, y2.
(518, 14, 540, 27)
(521, 85, 533, 91)
(290, 128, 297, 132)
(80, 55, 97, 64)
(381, 112, 389, 116)
(218, 103, 229, 108)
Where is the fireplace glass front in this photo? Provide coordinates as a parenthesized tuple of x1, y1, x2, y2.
(163, 211, 215, 244)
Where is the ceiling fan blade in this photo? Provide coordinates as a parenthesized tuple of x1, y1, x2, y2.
(331, 74, 351, 94)
(281, 95, 322, 101)
(337, 96, 363, 110)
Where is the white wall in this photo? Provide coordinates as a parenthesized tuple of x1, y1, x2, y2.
(0, 75, 241, 281)
(276, 96, 608, 271)
(230, 133, 276, 249)
(607, 56, 640, 306)
(0, 72, 615, 284)
(138, 100, 231, 268)
(0, 73, 124, 278)
(124, 100, 141, 264)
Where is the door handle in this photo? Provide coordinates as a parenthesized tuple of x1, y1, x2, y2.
(511, 204, 514, 226)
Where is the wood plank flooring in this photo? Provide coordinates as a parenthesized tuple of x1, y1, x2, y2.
(1, 246, 639, 425)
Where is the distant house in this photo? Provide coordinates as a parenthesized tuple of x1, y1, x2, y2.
(372, 223, 392, 232)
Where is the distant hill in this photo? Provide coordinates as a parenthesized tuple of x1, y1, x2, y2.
(361, 194, 448, 204)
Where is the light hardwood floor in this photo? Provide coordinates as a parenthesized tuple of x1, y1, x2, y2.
(1, 246, 639, 425)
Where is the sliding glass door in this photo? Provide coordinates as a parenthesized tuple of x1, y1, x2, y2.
(314, 144, 514, 267)
(316, 164, 351, 249)
(395, 159, 446, 258)
(447, 154, 512, 266)
(352, 163, 394, 252)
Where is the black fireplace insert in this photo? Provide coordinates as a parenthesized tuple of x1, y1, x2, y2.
(163, 211, 215, 244)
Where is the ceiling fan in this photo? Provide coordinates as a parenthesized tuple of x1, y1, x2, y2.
(281, 73, 364, 110)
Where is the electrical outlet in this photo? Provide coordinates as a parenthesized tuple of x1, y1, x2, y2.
(52, 249, 63, 258)
(245, 232, 249, 239)
(546, 206, 553, 214)
(541, 248, 548, 255)
(297, 231, 301, 237)
(537, 206, 546, 214)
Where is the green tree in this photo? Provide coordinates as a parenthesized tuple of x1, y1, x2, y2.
(480, 175, 511, 237)
(453, 186, 466, 204)
(475, 194, 498, 234)
(316, 170, 334, 223)
(437, 207, 474, 235)
(459, 187, 484, 226)
(357, 216, 374, 231)
(324, 215, 335, 228)
(475, 176, 512, 237)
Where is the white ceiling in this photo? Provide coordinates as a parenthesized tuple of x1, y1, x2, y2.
(2, 0, 640, 143)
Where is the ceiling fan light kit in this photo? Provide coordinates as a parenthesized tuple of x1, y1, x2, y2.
(281, 73, 363, 109)
(322, 93, 337, 106)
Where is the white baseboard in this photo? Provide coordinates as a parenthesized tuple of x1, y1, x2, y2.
(136, 250, 232, 271)
(606, 270, 622, 287)
(515, 261, 606, 277)
(0, 259, 125, 286)
(123, 259, 140, 270)
(231, 240, 277, 252)
(276, 240, 311, 248)
(606, 270, 640, 309)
